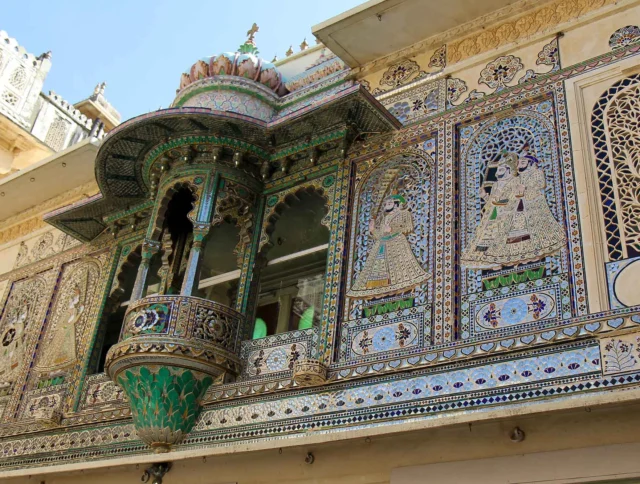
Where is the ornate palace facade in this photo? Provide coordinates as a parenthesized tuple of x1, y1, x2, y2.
(0, 1, 640, 482)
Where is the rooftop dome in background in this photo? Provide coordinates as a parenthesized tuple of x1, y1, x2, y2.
(177, 24, 287, 97)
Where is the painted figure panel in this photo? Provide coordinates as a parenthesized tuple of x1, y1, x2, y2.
(35, 261, 101, 376)
(0, 275, 51, 390)
(457, 98, 575, 337)
(342, 145, 435, 360)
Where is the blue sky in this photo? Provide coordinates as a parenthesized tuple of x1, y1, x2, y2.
(4, 0, 364, 121)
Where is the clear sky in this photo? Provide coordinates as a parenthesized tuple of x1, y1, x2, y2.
(4, 0, 365, 121)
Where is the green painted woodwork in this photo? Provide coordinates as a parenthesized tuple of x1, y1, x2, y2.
(117, 365, 213, 452)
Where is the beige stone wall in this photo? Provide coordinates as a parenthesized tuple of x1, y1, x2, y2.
(0, 180, 98, 278)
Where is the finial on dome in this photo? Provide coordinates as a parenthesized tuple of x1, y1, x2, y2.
(300, 38, 309, 51)
(246, 23, 259, 44)
(285, 45, 293, 57)
(93, 82, 106, 97)
(239, 23, 260, 55)
(271, 54, 278, 62)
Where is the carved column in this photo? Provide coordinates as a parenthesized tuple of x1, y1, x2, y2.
(180, 224, 210, 296)
(131, 239, 161, 302)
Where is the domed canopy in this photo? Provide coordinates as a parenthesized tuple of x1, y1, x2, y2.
(177, 24, 286, 97)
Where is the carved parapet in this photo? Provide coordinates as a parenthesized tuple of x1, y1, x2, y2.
(105, 295, 243, 453)
(292, 358, 328, 387)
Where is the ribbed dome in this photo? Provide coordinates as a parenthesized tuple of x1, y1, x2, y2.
(178, 27, 286, 96)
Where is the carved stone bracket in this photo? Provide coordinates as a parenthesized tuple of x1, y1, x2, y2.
(293, 358, 328, 387)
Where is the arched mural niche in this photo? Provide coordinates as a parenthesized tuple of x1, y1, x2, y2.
(456, 100, 575, 340)
(340, 148, 435, 363)
(35, 259, 102, 378)
(0, 273, 52, 397)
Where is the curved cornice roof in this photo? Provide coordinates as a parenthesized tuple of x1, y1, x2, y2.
(45, 83, 400, 241)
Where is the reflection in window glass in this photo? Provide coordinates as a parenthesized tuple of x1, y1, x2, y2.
(194, 221, 241, 307)
(256, 248, 327, 336)
(253, 189, 329, 338)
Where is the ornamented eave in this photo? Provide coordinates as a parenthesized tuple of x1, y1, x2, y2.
(45, 85, 399, 242)
(351, 0, 629, 80)
(354, 38, 640, 159)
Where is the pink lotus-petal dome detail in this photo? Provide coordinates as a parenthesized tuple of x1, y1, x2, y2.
(179, 49, 286, 96)
(189, 60, 209, 82)
(210, 53, 237, 77)
(236, 53, 261, 81)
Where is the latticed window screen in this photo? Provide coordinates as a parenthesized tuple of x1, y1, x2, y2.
(45, 116, 70, 151)
(8, 67, 27, 91)
(591, 74, 640, 261)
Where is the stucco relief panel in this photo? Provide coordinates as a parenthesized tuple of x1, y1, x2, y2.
(34, 260, 102, 377)
(0, 270, 56, 409)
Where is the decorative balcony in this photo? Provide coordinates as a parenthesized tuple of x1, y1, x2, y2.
(105, 295, 242, 453)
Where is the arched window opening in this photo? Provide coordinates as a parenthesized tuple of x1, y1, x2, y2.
(194, 220, 241, 306)
(146, 187, 196, 296)
(92, 247, 141, 374)
(253, 190, 329, 338)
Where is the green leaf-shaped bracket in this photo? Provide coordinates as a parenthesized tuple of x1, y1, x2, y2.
(118, 365, 213, 453)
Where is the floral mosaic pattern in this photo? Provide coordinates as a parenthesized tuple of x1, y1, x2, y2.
(246, 342, 307, 377)
(241, 329, 315, 379)
(479, 55, 524, 91)
(428, 45, 447, 69)
(376, 59, 428, 91)
(341, 305, 431, 362)
(196, 343, 601, 433)
(446, 78, 468, 106)
(600, 331, 640, 375)
(461, 274, 570, 339)
(380, 80, 446, 125)
(609, 25, 640, 49)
